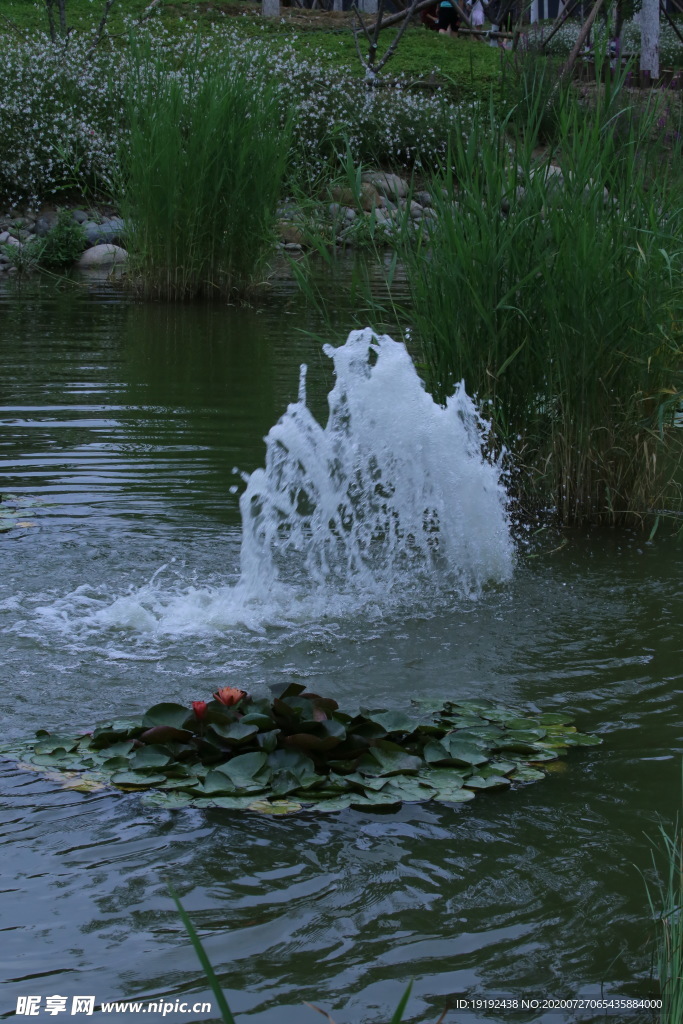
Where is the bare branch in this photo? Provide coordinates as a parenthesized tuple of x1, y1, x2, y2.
(0, 11, 25, 35)
(44, 0, 57, 42)
(351, 2, 373, 43)
(559, 0, 605, 81)
(540, 0, 581, 49)
(375, 0, 421, 70)
(88, 0, 117, 53)
(368, 0, 386, 67)
(56, 0, 67, 35)
(351, 18, 367, 63)
(660, 0, 683, 46)
(365, 0, 440, 33)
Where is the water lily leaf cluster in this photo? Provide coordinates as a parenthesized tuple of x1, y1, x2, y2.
(0, 493, 49, 531)
(0, 685, 601, 815)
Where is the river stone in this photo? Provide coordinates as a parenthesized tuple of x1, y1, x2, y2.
(77, 244, 128, 268)
(278, 221, 305, 245)
(331, 182, 380, 213)
(361, 171, 409, 200)
(530, 165, 609, 205)
(373, 208, 391, 226)
(415, 190, 433, 207)
(0, 231, 9, 244)
(84, 220, 126, 246)
(35, 212, 60, 237)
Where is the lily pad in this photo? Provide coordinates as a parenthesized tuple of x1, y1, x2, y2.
(3, 691, 601, 813)
(130, 747, 171, 770)
(111, 771, 168, 788)
(248, 799, 303, 815)
(141, 703, 191, 731)
(207, 721, 260, 745)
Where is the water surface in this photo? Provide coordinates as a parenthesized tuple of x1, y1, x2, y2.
(1, 278, 681, 1023)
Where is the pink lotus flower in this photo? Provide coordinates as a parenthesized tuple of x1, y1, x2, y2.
(214, 687, 248, 707)
(192, 701, 208, 720)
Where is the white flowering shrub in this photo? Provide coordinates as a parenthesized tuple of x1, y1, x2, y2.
(0, 21, 479, 207)
(0, 33, 123, 207)
(530, 17, 683, 66)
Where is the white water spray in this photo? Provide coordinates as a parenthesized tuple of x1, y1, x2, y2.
(28, 329, 514, 641)
(239, 329, 513, 607)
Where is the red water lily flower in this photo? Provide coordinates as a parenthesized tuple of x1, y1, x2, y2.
(214, 687, 248, 707)
(192, 701, 208, 720)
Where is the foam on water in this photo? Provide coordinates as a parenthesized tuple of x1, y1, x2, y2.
(24, 329, 514, 641)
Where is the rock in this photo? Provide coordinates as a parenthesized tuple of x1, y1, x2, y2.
(415, 190, 432, 208)
(77, 244, 128, 269)
(408, 201, 424, 219)
(278, 221, 305, 245)
(83, 219, 126, 246)
(361, 171, 409, 200)
(0, 231, 9, 244)
(5, 236, 22, 248)
(331, 182, 380, 212)
(72, 209, 89, 223)
(529, 165, 609, 205)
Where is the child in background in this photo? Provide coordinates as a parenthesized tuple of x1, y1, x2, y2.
(437, 0, 462, 36)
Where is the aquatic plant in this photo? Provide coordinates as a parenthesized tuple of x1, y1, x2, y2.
(0, 683, 601, 814)
(2, 210, 86, 272)
(0, 493, 48, 532)
(645, 811, 683, 1019)
(169, 885, 237, 1024)
(117, 37, 289, 300)
(399, 88, 683, 525)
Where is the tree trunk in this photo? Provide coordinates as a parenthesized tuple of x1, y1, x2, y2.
(640, 0, 660, 78)
(360, 0, 378, 12)
(262, 0, 280, 16)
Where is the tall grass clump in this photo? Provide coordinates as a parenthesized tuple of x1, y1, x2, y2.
(401, 78, 683, 525)
(645, 812, 683, 1019)
(118, 36, 290, 300)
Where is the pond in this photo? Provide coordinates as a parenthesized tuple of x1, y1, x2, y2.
(1, 274, 681, 1024)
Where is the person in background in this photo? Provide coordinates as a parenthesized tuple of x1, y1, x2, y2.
(437, 0, 462, 36)
(420, 2, 439, 29)
(469, 0, 485, 27)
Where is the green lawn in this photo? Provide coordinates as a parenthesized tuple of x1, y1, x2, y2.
(1, 0, 503, 94)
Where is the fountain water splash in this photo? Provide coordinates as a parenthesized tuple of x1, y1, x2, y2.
(239, 328, 513, 606)
(26, 329, 514, 643)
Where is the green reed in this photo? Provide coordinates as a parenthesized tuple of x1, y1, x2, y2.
(118, 36, 289, 301)
(645, 813, 683, 1020)
(402, 81, 683, 525)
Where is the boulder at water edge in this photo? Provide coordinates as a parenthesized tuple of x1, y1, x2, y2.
(77, 244, 128, 269)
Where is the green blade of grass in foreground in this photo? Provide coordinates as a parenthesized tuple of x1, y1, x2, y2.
(170, 880, 416, 1024)
(389, 980, 413, 1024)
(167, 883, 237, 1024)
